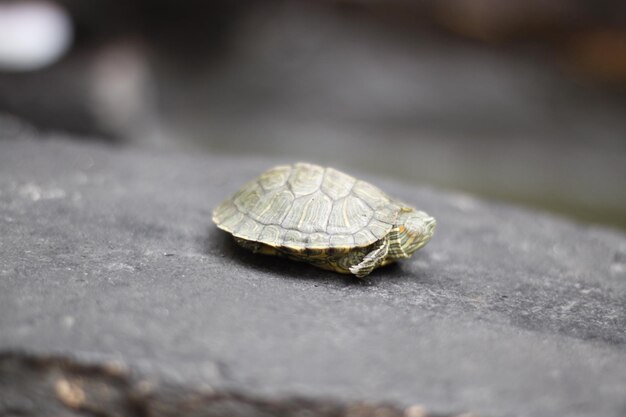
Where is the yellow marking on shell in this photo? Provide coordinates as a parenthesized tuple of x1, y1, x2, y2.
(368, 219, 391, 239)
(283, 229, 305, 248)
(354, 229, 377, 246)
(342, 198, 351, 229)
(233, 182, 263, 214)
(251, 189, 294, 225)
(330, 234, 355, 247)
(288, 163, 325, 197)
(353, 180, 389, 209)
(327, 197, 347, 234)
(308, 232, 330, 248)
(213, 202, 237, 223)
(282, 192, 332, 233)
(328, 195, 373, 235)
(235, 217, 263, 240)
(220, 211, 244, 232)
(295, 192, 332, 233)
(346, 195, 373, 229)
(321, 167, 355, 199)
(259, 165, 291, 190)
(374, 202, 400, 224)
(259, 225, 282, 245)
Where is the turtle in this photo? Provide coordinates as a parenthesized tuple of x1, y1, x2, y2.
(212, 162, 436, 277)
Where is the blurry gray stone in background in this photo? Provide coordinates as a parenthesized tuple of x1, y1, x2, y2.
(151, 2, 626, 229)
(1, 134, 625, 417)
(0, 1, 625, 229)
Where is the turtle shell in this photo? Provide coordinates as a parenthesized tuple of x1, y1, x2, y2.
(212, 163, 402, 250)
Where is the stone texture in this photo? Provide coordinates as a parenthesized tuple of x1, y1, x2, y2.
(1, 137, 625, 417)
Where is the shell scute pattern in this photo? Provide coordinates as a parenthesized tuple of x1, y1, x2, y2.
(236, 217, 263, 241)
(374, 203, 401, 223)
(354, 229, 377, 246)
(352, 181, 389, 211)
(320, 167, 355, 199)
(258, 224, 281, 244)
(259, 165, 291, 190)
(288, 163, 325, 197)
(308, 232, 330, 247)
(214, 162, 436, 277)
(219, 210, 244, 232)
(330, 234, 355, 247)
(280, 191, 333, 233)
(214, 163, 398, 250)
(368, 219, 391, 239)
(327, 195, 372, 235)
(283, 230, 305, 248)
(233, 181, 263, 213)
(250, 189, 294, 225)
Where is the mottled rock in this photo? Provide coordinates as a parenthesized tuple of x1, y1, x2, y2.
(0, 137, 625, 417)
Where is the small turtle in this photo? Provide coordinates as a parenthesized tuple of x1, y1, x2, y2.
(212, 163, 436, 277)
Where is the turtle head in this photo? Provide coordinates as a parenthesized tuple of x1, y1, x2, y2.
(395, 209, 436, 256)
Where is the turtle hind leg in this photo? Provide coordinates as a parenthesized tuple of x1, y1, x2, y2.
(349, 238, 390, 278)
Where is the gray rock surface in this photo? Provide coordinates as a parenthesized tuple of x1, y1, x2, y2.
(1, 137, 625, 417)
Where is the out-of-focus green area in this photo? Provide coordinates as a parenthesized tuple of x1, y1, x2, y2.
(0, 0, 625, 229)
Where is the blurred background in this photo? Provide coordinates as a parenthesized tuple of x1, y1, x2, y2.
(0, 0, 625, 229)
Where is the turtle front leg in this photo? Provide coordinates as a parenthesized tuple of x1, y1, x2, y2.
(349, 238, 390, 278)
